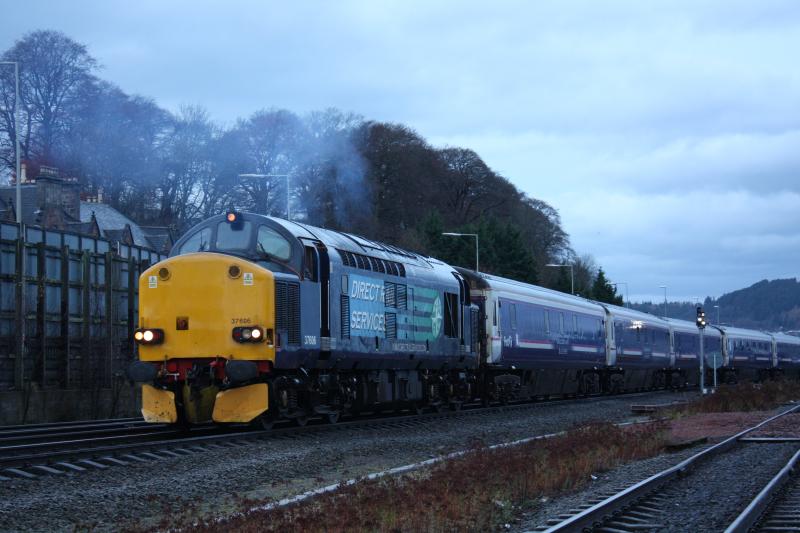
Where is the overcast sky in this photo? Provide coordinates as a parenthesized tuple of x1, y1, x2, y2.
(3, 1, 799, 302)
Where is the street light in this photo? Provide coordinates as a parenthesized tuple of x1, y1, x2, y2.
(441, 232, 479, 272)
(546, 263, 574, 295)
(713, 305, 720, 325)
(610, 282, 629, 307)
(1, 61, 21, 224)
(658, 285, 667, 319)
(238, 173, 291, 220)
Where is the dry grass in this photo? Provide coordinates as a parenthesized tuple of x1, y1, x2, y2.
(176, 422, 667, 533)
(672, 380, 800, 416)
(134, 381, 800, 532)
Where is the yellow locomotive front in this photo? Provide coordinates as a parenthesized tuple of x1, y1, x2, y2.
(130, 251, 276, 425)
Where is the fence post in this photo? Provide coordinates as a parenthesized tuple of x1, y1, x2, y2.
(81, 250, 91, 388)
(14, 227, 25, 389)
(61, 245, 70, 388)
(127, 255, 135, 356)
(36, 241, 46, 386)
(105, 251, 113, 388)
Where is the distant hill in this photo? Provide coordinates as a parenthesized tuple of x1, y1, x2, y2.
(631, 278, 800, 332)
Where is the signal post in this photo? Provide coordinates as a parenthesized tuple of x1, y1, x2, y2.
(696, 306, 707, 394)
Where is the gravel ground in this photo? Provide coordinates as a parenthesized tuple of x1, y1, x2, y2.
(0, 390, 691, 532)
(513, 443, 711, 531)
(653, 442, 799, 532)
(517, 434, 800, 532)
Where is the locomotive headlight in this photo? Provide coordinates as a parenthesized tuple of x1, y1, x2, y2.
(134, 328, 164, 345)
(232, 326, 264, 343)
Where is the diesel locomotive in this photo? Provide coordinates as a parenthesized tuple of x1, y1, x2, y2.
(128, 211, 480, 427)
(128, 212, 800, 426)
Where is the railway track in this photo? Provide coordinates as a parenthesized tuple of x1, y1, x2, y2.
(726, 446, 800, 532)
(533, 402, 800, 533)
(0, 389, 677, 481)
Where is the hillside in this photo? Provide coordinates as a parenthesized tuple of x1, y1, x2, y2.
(631, 278, 800, 331)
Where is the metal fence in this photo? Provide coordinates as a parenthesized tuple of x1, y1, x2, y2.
(0, 222, 165, 391)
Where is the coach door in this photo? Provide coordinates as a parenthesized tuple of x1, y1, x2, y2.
(303, 241, 331, 353)
(453, 273, 470, 349)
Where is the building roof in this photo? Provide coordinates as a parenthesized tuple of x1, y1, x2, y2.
(0, 185, 42, 224)
(139, 226, 173, 254)
(80, 202, 150, 248)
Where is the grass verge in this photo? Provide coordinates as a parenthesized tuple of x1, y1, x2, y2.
(178, 421, 667, 533)
(672, 380, 800, 415)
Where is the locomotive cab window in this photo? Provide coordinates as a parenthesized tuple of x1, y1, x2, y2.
(179, 227, 212, 254)
(216, 220, 253, 251)
(258, 226, 292, 260)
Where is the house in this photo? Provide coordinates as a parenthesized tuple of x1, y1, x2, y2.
(0, 165, 173, 253)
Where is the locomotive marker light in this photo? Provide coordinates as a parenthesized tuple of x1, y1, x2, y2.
(697, 306, 707, 394)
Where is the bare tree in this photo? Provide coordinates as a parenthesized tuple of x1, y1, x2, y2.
(0, 30, 98, 171)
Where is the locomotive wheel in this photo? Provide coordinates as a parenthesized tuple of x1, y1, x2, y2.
(413, 402, 426, 415)
(449, 401, 462, 411)
(325, 411, 340, 424)
(294, 415, 309, 427)
(255, 415, 274, 431)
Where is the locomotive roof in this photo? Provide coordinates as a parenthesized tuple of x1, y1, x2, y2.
(268, 216, 436, 269)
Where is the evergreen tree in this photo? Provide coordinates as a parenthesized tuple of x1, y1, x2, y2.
(591, 267, 624, 305)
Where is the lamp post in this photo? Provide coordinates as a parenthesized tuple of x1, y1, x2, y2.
(659, 285, 667, 319)
(238, 173, 291, 220)
(714, 305, 720, 325)
(546, 263, 574, 295)
(611, 282, 629, 307)
(1, 61, 21, 224)
(441, 232, 479, 272)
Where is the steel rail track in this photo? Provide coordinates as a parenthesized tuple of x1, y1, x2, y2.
(0, 417, 144, 434)
(0, 422, 169, 446)
(534, 402, 800, 533)
(725, 448, 800, 532)
(0, 389, 676, 480)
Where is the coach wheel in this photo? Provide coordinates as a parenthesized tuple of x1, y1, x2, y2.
(449, 401, 462, 412)
(294, 415, 309, 427)
(325, 411, 340, 424)
(413, 402, 426, 415)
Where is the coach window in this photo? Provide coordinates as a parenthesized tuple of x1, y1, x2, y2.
(179, 227, 212, 254)
(257, 226, 292, 260)
(510, 304, 517, 330)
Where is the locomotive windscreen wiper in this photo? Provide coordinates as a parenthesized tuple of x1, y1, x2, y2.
(256, 243, 303, 279)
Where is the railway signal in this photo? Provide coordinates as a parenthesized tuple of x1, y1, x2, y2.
(697, 306, 707, 394)
(696, 306, 707, 329)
